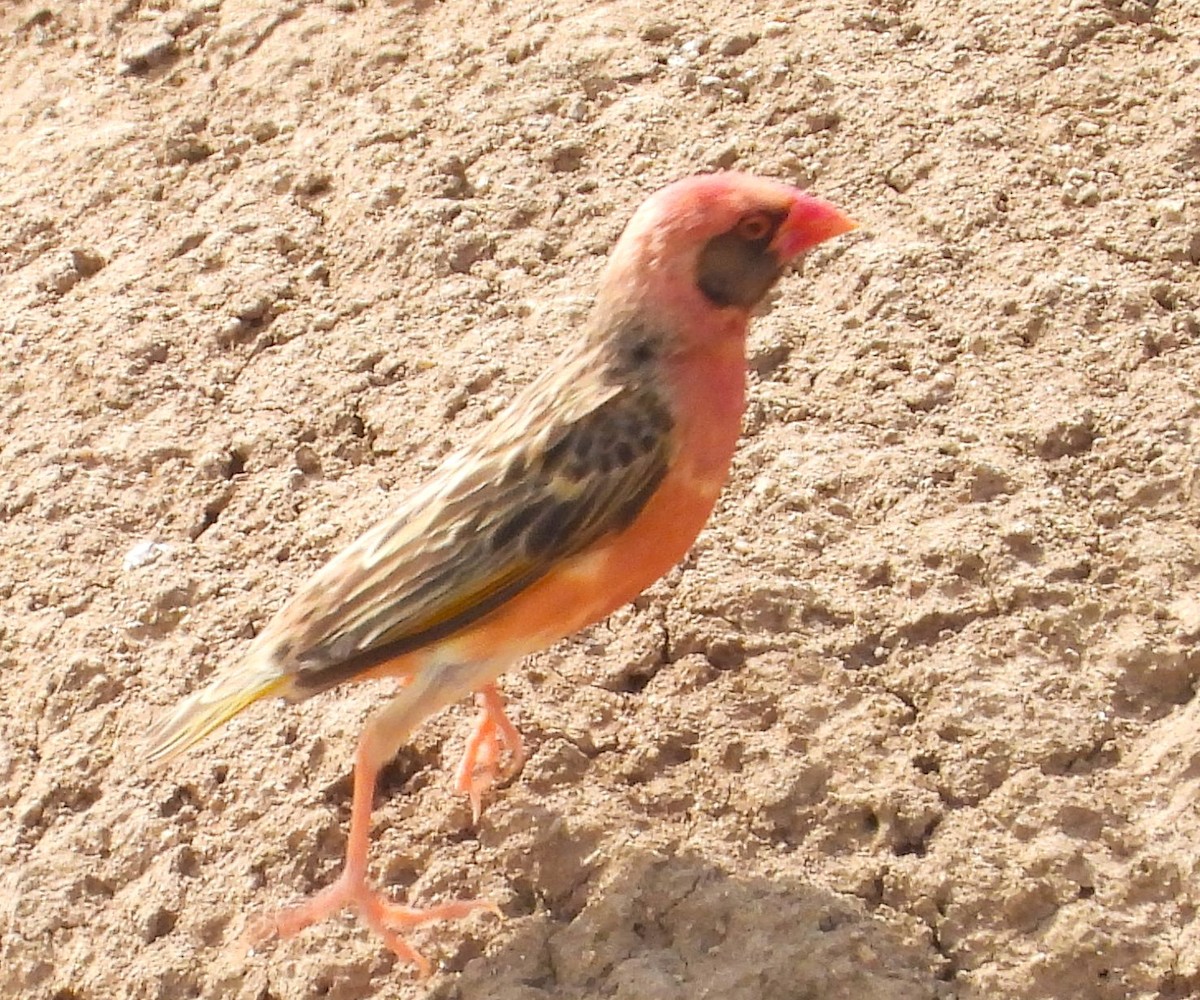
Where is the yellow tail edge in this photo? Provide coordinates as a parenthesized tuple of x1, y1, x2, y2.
(144, 667, 290, 764)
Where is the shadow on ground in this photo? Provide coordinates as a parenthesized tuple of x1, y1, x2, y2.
(433, 849, 946, 1000)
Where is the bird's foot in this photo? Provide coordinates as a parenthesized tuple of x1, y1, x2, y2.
(246, 872, 500, 976)
(454, 686, 526, 823)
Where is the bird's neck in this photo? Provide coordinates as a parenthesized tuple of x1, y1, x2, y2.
(668, 322, 749, 489)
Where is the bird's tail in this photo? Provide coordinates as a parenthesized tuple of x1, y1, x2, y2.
(144, 652, 290, 763)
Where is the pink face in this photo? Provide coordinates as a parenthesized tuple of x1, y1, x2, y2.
(642, 172, 855, 265)
(611, 172, 855, 317)
(617, 172, 855, 314)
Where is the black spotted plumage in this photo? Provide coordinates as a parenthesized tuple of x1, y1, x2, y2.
(277, 334, 675, 694)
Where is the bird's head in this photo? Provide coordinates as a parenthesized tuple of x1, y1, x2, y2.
(600, 171, 856, 335)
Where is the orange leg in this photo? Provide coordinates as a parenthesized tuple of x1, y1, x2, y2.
(453, 683, 526, 823)
(247, 665, 504, 974)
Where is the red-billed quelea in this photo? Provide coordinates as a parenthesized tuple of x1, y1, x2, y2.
(146, 171, 856, 974)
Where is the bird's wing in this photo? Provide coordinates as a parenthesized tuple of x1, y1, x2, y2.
(268, 377, 676, 693)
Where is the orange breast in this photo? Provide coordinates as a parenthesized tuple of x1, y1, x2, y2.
(362, 340, 747, 682)
(475, 465, 723, 653)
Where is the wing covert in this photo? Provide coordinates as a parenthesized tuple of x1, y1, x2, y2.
(274, 382, 674, 693)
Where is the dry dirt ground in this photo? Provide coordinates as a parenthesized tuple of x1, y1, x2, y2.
(2, 1, 1199, 998)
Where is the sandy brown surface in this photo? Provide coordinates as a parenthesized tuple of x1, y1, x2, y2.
(2, 1, 1199, 998)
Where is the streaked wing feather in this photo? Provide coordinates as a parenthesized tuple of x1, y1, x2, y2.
(275, 377, 674, 693)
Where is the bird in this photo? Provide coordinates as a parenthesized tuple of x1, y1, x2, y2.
(145, 171, 856, 974)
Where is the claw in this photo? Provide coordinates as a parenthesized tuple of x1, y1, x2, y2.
(453, 685, 526, 822)
(246, 873, 499, 977)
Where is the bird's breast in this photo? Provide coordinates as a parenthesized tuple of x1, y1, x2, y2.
(444, 347, 748, 666)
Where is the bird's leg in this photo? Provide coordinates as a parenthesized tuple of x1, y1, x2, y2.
(247, 664, 503, 975)
(453, 683, 526, 823)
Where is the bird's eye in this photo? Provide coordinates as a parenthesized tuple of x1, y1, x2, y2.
(735, 211, 774, 242)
